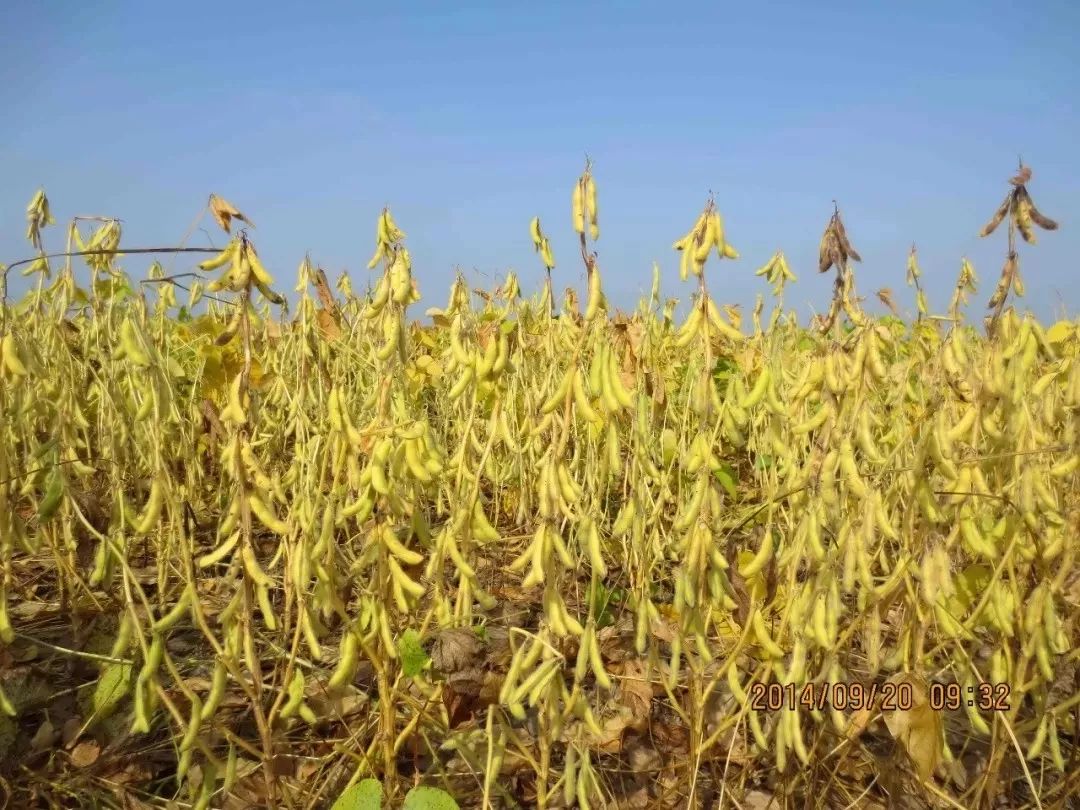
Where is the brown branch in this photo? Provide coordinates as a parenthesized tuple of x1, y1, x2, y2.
(4, 246, 220, 275)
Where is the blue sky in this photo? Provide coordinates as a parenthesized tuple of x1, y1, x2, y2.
(2, 1, 1077, 322)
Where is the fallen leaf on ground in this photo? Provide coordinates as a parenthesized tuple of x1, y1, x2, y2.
(616, 658, 653, 731)
(431, 628, 482, 673)
(70, 740, 100, 768)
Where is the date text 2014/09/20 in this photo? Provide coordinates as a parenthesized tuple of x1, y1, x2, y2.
(747, 681, 1012, 713)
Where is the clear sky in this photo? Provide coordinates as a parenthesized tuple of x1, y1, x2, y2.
(1, 1, 1077, 322)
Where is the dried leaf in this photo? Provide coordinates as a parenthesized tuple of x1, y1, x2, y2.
(70, 740, 101, 768)
(1009, 165, 1032, 186)
(208, 194, 254, 234)
(621, 786, 652, 809)
(316, 307, 343, 340)
(616, 659, 653, 731)
(584, 705, 636, 753)
(877, 288, 899, 316)
(430, 628, 482, 674)
(742, 791, 779, 810)
(313, 268, 342, 316)
(882, 672, 943, 781)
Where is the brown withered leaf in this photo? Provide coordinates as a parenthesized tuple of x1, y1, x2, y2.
(431, 627, 483, 674)
(623, 320, 645, 361)
(442, 667, 501, 728)
(979, 192, 1014, 237)
(208, 194, 253, 234)
(595, 619, 631, 661)
(1009, 164, 1032, 186)
(70, 740, 101, 768)
(584, 705, 637, 753)
(312, 267, 342, 317)
(316, 307, 342, 340)
(620, 785, 652, 809)
(615, 658, 653, 732)
(877, 287, 899, 316)
(108, 761, 154, 788)
(741, 791, 780, 810)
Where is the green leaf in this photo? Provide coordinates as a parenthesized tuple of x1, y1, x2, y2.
(93, 277, 133, 302)
(711, 356, 738, 384)
(91, 662, 133, 720)
(402, 786, 460, 810)
(166, 357, 186, 379)
(713, 463, 738, 499)
(32, 438, 60, 462)
(37, 468, 65, 522)
(753, 454, 774, 471)
(330, 778, 382, 810)
(398, 629, 429, 678)
(951, 564, 992, 614)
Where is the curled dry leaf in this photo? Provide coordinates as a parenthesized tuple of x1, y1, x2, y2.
(877, 288, 899, 316)
(1009, 164, 1032, 186)
(208, 194, 254, 234)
